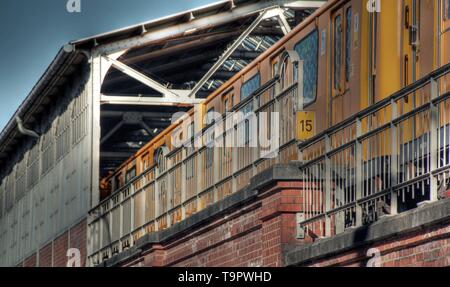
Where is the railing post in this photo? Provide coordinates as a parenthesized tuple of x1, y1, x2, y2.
(196, 148, 203, 211)
(119, 196, 124, 251)
(355, 118, 363, 226)
(232, 126, 238, 194)
(252, 95, 259, 176)
(274, 88, 281, 165)
(324, 134, 332, 237)
(166, 175, 171, 228)
(154, 173, 160, 231)
(181, 149, 187, 220)
(390, 99, 398, 215)
(130, 187, 135, 240)
(429, 78, 439, 202)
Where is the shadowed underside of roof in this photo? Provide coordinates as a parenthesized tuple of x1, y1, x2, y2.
(0, 0, 325, 179)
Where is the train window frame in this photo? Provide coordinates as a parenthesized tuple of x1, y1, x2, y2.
(240, 73, 261, 101)
(223, 98, 229, 113)
(445, 0, 450, 21)
(155, 146, 168, 174)
(270, 56, 280, 99)
(114, 173, 124, 191)
(141, 152, 150, 171)
(206, 107, 215, 125)
(205, 147, 214, 169)
(271, 58, 279, 78)
(293, 29, 319, 108)
(332, 3, 353, 98)
(125, 166, 136, 184)
(333, 13, 343, 94)
(345, 6, 352, 83)
(280, 56, 293, 91)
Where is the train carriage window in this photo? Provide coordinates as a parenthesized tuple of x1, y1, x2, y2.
(188, 122, 194, 140)
(294, 29, 319, 106)
(155, 147, 167, 173)
(345, 7, 352, 82)
(125, 166, 136, 184)
(270, 58, 279, 99)
(224, 98, 229, 113)
(280, 56, 296, 91)
(141, 153, 150, 171)
(240, 73, 261, 101)
(114, 173, 124, 191)
(447, 0, 450, 19)
(206, 107, 215, 125)
(334, 15, 343, 91)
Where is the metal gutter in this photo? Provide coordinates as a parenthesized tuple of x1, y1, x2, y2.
(0, 47, 77, 169)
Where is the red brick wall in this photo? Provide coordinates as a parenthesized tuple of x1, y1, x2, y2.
(117, 178, 450, 268)
(23, 254, 37, 267)
(303, 224, 450, 267)
(38, 242, 53, 267)
(69, 218, 87, 267)
(121, 181, 305, 267)
(53, 232, 69, 267)
(19, 219, 87, 267)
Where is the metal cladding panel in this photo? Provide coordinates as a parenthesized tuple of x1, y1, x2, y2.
(111, 206, 120, 243)
(6, 207, 19, 266)
(0, 182, 4, 219)
(133, 190, 145, 230)
(19, 193, 32, 260)
(89, 219, 101, 256)
(101, 213, 111, 249)
(122, 199, 132, 236)
(0, 74, 93, 266)
(0, 217, 6, 266)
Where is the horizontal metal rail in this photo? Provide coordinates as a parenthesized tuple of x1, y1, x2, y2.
(87, 80, 299, 265)
(297, 64, 450, 240)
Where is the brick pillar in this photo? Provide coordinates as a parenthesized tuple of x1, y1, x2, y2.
(260, 181, 305, 267)
(142, 245, 165, 267)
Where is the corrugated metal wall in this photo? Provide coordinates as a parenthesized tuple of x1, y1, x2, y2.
(0, 75, 93, 267)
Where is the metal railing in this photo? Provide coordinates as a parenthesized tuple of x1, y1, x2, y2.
(87, 79, 300, 265)
(88, 63, 450, 264)
(297, 63, 450, 239)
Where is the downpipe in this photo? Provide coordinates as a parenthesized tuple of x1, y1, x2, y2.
(15, 116, 40, 139)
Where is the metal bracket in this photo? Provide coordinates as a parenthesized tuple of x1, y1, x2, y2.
(296, 213, 305, 239)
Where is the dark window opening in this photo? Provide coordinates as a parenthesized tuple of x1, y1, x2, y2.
(294, 29, 319, 106)
(241, 73, 261, 101)
(345, 7, 352, 82)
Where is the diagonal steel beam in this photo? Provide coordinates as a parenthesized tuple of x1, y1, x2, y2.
(101, 120, 125, 145)
(275, 8, 292, 35)
(187, 9, 272, 98)
(104, 56, 179, 99)
(100, 94, 203, 106)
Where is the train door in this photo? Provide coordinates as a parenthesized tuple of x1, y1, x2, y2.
(402, 0, 420, 88)
(331, 2, 353, 126)
(398, 0, 421, 150)
(331, 2, 353, 233)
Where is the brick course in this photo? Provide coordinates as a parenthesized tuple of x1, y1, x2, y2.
(17, 219, 87, 267)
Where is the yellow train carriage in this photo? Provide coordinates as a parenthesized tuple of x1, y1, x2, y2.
(100, 0, 450, 233)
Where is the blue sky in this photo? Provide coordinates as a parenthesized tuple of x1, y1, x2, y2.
(0, 0, 216, 132)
